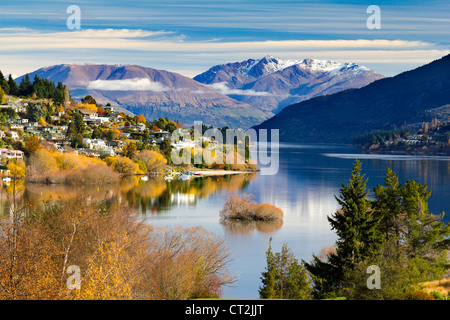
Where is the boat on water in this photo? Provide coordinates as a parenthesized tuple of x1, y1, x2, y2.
(140, 176, 149, 181)
(164, 174, 174, 181)
(178, 173, 191, 181)
(193, 172, 203, 177)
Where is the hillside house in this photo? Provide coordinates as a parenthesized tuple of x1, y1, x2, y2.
(0, 148, 24, 160)
(78, 109, 98, 119)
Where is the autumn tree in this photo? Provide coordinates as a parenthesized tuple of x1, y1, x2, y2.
(143, 226, 235, 299)
(105, 156, 142, 176)
(133, 150, 167, 173)
(7, 160, 26, 178)
(38, 117, 47, 127)
(134, 114, 146, 124)
(123, 142, 137, 159)
(0, 195, 235, 300)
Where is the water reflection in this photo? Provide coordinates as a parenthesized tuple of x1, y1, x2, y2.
(1, 173, 258, 219)
(220, 218, 283, 234)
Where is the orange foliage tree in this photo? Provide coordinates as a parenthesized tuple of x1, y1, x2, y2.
(0, 195, 235, 300)
(133, 150, 167, 173)
(24, 135, 41, 154)
(134, 114, 146, 124)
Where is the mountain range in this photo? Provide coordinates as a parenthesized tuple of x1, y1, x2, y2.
(253, 54, 450, 143)
(16, 64, 270, 129)
(194, 55, 383, 113)
(16, 56, 382, 128)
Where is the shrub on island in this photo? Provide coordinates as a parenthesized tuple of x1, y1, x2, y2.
(220, 193, 283, 222)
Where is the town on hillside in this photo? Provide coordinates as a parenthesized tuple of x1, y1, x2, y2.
(0, 71, 255, 180)
(354, 117, 450, 156)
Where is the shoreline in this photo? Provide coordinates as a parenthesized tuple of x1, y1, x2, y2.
(165, 169, 252, 177)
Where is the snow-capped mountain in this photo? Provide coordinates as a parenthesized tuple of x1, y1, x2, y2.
(194, 56, 384, 113)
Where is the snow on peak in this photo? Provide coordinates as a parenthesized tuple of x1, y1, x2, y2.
(240, 56, 370, 76)
(300, 58, 370, 75)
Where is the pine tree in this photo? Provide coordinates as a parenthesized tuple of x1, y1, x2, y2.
(373, 168, 403, 242)
(63, 85, 70, 108)
(400, 180, 450, 257)
(329, 160, 380, 269)
(259, 239, 312, 299)
(259, 239, 279, 299)
(305, 160, 381, 298)
(0, 85, 5, 104)
(0, 70, 10, 95)
(19, 73, 33, 96)
(8, 75, 19, 96)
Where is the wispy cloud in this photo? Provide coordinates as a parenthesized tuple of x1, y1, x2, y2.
(0, 27, 447, 77)
(209, 82, 274, 97)
(87, 78, 170, 92)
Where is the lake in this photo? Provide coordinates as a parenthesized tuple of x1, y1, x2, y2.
(140, 143, 450, 298)
(5, 143, 449, 299)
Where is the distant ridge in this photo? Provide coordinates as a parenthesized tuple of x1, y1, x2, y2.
(194, 55, 383, 113)
(252, 54, 450, 143)
(16, 64, 270, 129)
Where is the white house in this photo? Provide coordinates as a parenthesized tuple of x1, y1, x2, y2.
(8, 131, 20, 141)
(170, 140, 196, 151)
(79, 109, 98, 119)
(83, 138, 106, 150)
(0, 148, 24, 160)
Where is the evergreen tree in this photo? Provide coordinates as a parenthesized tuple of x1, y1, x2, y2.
(91, 126, 103, 139)
(27, 103, 46, 122)
(8, 75, 19, 96)
(19, 73, 33, 96)
(259, 239, 312, 299)
(373, 168, 403, 242)
(0, 85, 5, 104)
(0, 71, 10, 95)
(63, 85, 70, 108)
(259, 239, 279, 299)
(73, 111, 86, 134)
(400, 180, 450, 257)
(305, 160, 381, 298)
(329, 160, 380, 270)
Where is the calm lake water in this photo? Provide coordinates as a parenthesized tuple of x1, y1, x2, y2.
(142, 143, 450, 298)
(5, 143, 449, 299)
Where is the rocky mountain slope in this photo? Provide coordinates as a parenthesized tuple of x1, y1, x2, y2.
(253, 54, 450, 143)
(16, 64, 271, 128)
(194, 55, 384, 113)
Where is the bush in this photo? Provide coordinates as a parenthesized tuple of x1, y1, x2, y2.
(27, 148, 120, 185)
(105, 156, 143, 176)
(220, 194, 283, 222)
(254, 204, 283, 221)
(404, 290, 436, 300)
(430, 291, 446, 300)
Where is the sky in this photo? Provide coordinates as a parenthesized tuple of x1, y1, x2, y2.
(0, 0, 449, 78)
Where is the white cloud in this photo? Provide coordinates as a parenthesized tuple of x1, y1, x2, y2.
(209, 82, 275, 97)
(0, 27, 448, 77)
(87, 78, 170, 92)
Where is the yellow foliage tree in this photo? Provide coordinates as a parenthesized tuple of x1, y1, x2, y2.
(105, 156, 143, 176)
(77, 104, 98, 112)
(38, 117, 47, 127)
(133, 150, 167, 173)
(7, 160, 26, 178)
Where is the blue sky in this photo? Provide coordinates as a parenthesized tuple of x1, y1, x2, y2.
(0, 0, 449, 78)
